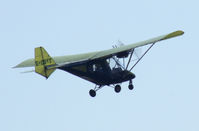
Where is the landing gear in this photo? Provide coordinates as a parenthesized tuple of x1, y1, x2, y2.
(89, 85, 103, 97)
(89, 81, 134, 97)
(89, 89, 96, 97)
(114, 85, 121, 93)
(128, 79, 134, 90)
(128, 84, 134, 90)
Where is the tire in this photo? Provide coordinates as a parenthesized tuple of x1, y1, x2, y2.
(128, 84, 134, 90)
(114, 85, 121, 93)
(89, 89, 96, 97)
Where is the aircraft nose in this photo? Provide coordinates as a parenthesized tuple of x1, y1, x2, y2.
(130, 72, 136, 79)
(124, 71, 136, 79)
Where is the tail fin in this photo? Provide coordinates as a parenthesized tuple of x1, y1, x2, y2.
(35, 47, 56, 79)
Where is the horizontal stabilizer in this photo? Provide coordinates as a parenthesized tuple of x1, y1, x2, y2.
(21, 70, 35, 73)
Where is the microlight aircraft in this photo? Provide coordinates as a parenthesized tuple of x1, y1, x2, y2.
(14, 30, 184, 97)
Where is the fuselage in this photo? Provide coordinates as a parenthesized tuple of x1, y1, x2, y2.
(59, 58, 135, 86)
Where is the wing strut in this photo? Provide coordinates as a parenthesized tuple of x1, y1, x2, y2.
(125, 49, 134, 70)
(129, 43, 155, 71)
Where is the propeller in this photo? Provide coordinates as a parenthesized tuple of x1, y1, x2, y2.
(112, 40, 125, 48)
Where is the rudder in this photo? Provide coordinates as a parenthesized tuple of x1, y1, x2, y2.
(35, 47, 56, 79)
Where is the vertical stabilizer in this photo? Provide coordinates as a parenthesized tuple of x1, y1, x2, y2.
(35, 47, 56, 79)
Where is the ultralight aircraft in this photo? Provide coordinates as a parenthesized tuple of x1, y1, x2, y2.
(14, 30, 184, 97)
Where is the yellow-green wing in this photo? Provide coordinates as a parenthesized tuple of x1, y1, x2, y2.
(14, 30, 184, 68)
(90, 30, 184, 60)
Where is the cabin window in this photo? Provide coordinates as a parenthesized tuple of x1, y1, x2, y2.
(92, 64, 102, 72)
(107, 58, 123, 71)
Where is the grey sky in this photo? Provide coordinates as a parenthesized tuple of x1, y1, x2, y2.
(1, 0, 199, 131)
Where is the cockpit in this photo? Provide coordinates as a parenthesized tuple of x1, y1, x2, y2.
(88, 57, 125, 77)
(106, 57, 124, 72)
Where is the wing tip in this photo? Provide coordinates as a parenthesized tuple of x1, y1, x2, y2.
(163, 30, 184, 40)
(176, 30, 184, 35)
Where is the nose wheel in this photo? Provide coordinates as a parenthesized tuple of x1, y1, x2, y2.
(128, 84, 134, 90)
(128, 79, 134, 90)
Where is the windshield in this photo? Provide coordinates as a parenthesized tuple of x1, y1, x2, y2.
(106, 57, 124, 71)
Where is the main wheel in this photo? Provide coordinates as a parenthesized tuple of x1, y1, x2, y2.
(114, 85, 121, 93)
(128, 84, 134, 90)
(89, 89, 96, 97)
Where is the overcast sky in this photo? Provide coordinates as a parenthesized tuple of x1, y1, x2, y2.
(1, 0, 199, 131)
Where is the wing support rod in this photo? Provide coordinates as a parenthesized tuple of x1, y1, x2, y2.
(125, 49, 134, 70)
(129, 43, 155, 71)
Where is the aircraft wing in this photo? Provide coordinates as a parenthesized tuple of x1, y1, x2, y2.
(14, 30, 184, 69)
(89, 30, 184, 60)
